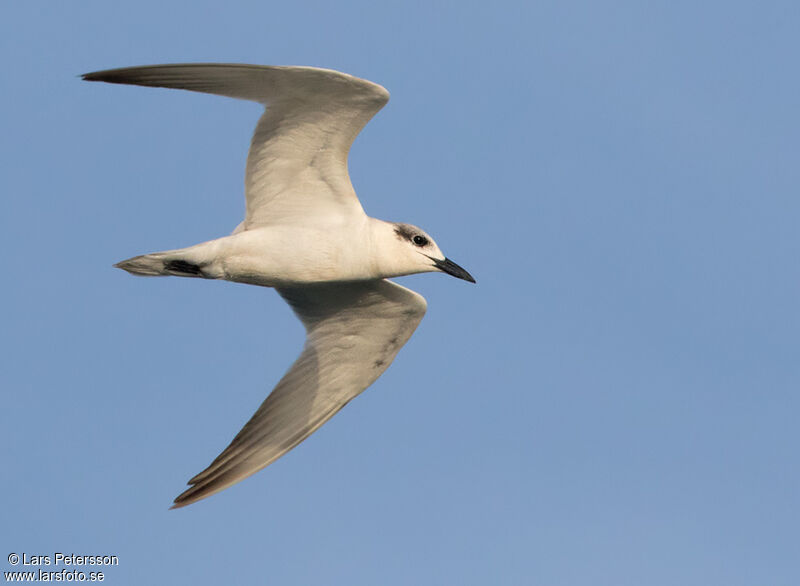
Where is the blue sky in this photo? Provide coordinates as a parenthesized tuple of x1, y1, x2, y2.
(2, 0, 798, 584)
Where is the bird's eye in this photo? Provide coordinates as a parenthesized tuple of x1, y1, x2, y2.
(412, 235, 428, 247)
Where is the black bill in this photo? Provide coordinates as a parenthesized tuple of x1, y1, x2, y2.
(432, 257, 476, 283)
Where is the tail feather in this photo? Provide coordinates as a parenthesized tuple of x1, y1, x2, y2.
(115, 252, 205, 277)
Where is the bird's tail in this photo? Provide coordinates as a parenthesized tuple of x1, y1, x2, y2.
(115, 244, 217, 278)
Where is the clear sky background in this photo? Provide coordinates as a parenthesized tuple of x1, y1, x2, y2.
(2, 1, 798, 584)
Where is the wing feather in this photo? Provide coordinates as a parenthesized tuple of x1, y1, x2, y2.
(171, 280, 426, 508)
(82, 63, 389, 228)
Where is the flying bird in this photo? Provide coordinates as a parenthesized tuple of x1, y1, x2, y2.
(83, 63, 475, 508)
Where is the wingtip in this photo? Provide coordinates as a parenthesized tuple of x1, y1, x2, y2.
(82, 68, 132, 84)
(170, 488, 196, 510)
(170, 480, 213, 509)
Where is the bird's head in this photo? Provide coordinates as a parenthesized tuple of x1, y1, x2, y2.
(373, 221, 475, 283)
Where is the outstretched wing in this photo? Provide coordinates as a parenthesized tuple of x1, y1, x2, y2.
(171, 280, 427, 508)
(82, 63, 389, 228)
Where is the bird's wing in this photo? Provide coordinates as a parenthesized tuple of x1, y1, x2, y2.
(171, 279, 427, 508)
(82, 63, 389, 228)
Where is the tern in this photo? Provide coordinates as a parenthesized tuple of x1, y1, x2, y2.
(83, 64, 475, 508)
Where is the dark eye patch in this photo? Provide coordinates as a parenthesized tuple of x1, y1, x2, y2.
(394, 224, 415, 241)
